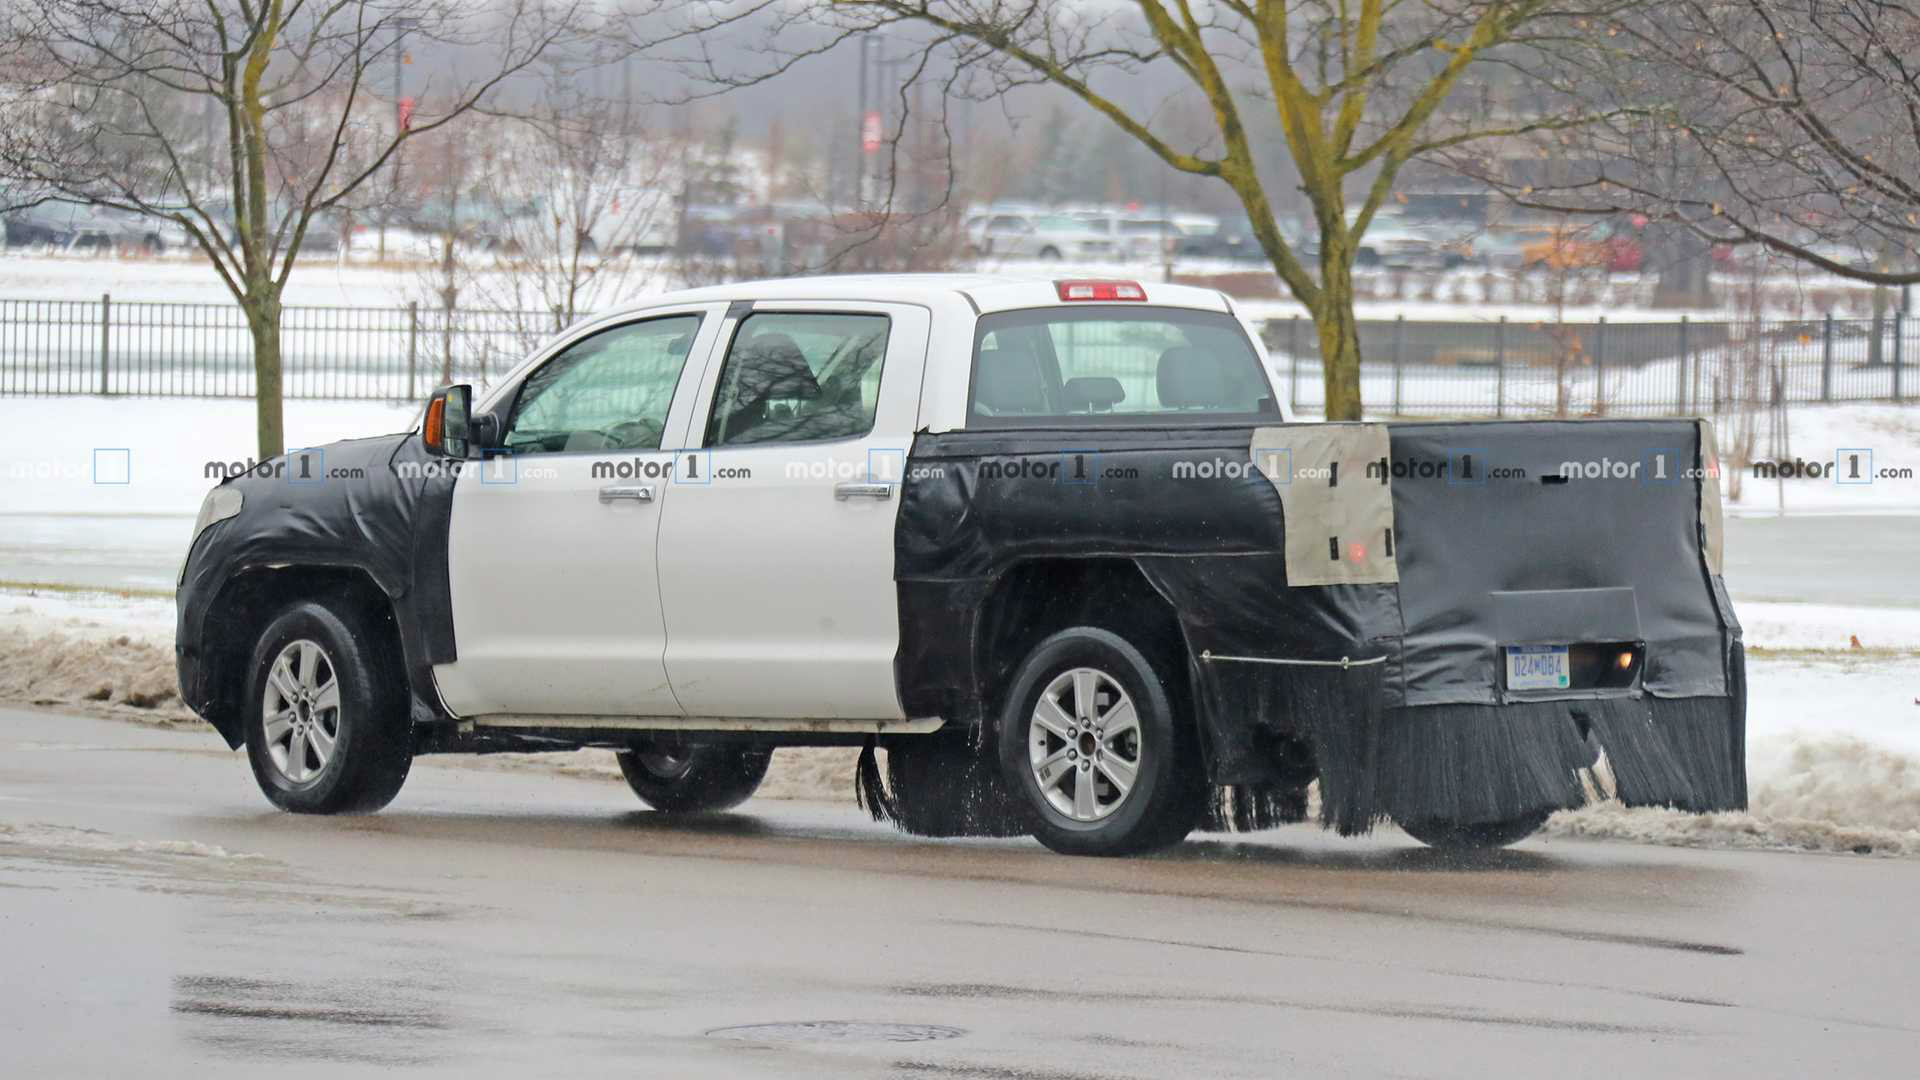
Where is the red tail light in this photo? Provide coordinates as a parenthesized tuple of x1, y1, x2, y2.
(1055, 279, 1147, 301)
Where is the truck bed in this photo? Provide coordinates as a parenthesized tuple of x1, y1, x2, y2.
(896, 418, 1745, 832)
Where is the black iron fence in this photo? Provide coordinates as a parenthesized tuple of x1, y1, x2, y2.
(0, 295, 569, 401)
(1264, 313, 1910, 416)
(0, 294, 1910, 416)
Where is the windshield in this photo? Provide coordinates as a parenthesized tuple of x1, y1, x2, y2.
(968, 307, 1275, 426)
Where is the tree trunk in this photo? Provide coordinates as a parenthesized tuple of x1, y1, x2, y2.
(1315, 260, 1365, 420)
(245, 291, 286, 459)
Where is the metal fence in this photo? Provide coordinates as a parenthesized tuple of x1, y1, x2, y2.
(1264, 314, 1911, 417)
(0, 295, 569, 401)
(0, 294, 1911, 416)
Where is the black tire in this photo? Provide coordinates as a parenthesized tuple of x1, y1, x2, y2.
(1037, 245, 1063, 261)
(1399, 812, 1549, 850)
(996, 627, 1202, 856)
(243, 599, 412, 814)
(616, 742, 772, 813)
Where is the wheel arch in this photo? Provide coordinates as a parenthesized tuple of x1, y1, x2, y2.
(193, 563, 405, 748)
(971, 557, 1195, 741)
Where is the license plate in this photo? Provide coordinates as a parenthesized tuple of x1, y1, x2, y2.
(1505, 645, 1571, 691)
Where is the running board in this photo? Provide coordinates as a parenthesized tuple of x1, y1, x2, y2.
(465, 714, 946, 735)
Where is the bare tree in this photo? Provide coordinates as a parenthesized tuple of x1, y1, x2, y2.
(1449, 1, 1920, 287)
(0, 0, 587, 456)
(634, 1, 1626, 419)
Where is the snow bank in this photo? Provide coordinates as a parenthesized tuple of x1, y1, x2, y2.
(0, 615, 866, 800)
(0, 626, 188, 716)
(1548, 734, 1920, 856)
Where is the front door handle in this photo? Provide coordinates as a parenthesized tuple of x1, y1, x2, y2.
(599, 484, 655, 503)
(834, 481, 894, 501)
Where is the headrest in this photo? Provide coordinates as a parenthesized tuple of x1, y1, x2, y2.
(731, 333, 819, 406)
(973, 347, 1046, 413)
(1061, 376, 1126, 411)
(1156, 346, 1236, 409)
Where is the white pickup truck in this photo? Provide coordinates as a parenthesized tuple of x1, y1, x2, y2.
(177, 274, 1746, 855)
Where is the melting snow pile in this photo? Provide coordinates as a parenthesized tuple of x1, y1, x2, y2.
(1549, 734, 1920, 857)
(0, 821, 265, 860)
(0, 627, 190, 717)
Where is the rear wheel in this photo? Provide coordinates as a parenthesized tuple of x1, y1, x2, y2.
(244, 599, 412, 814)
(1398, 812, 1548, 850)
(616, 742, 771, 813)
(997, 627, 1201, 856)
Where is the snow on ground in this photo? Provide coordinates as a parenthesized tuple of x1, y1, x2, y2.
(0, 250, 677, 310)
(0, 821, 266, 862)
(1735, 601, 1920, 651)
(3, 396, 420, 516)
(1723, 404, 1920, 515)
(0, 249, 1870, 321)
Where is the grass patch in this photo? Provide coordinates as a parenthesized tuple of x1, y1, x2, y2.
(0, 579, 172, 600)
(1744, 644, 1919, 662)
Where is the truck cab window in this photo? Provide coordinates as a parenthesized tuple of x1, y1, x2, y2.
(503, 315, 702, 454)
(969, 308, 1271, 424)
(704, 312, 891, 446)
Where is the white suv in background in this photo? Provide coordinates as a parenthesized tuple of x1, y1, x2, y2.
(965, 212, 1114, 261)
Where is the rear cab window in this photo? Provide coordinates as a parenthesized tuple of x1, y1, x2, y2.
(967, 306, 1276, 426)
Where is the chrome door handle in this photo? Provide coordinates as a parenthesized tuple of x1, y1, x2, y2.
(598, 484, 655, 503)
(834, 481, 894, 501)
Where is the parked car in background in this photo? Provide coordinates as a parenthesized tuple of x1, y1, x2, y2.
(4, 202, 183, 254)
(1174, 217, 1277, 263)
(965, 211, 1114, 261)
(1067, 210, 1185, 261)
(1352, 216, 1473, 270)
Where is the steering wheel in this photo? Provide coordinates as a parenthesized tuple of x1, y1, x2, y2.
(604, 417, 663, 449)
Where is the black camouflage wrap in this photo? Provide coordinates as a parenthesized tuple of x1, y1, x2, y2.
(175, 434, 458, 748)
(895, 419, 1746, 832)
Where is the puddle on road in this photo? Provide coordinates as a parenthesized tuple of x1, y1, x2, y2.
(173, 973, 452, 1066)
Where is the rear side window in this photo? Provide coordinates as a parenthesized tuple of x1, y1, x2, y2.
(704, 312, 891, 446)
(968, 307, 1273, 425)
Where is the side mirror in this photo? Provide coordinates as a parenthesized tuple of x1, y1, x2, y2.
(423, 384, 472, 458)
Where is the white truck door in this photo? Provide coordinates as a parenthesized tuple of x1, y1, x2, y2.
(655, 301, 931, 719)
(432, 304, 727, 719)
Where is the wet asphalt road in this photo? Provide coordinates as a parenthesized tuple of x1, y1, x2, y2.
(3, 707, 1917, 1079)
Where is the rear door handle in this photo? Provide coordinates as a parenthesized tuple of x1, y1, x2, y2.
(834, 481, 894, 501)
(598, 484, 655, 503)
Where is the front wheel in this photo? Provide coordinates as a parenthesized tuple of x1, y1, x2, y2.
(1398, 812, 1548, 850)
(244, 599, 413, 814)
(616, 742, 771, 813)
(997, 627, 1201, 856)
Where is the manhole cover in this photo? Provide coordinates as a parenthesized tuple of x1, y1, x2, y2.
(706, 1021, 966, 1044)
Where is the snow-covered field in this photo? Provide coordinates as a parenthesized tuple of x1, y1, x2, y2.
(0, 248, 1879, 319)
